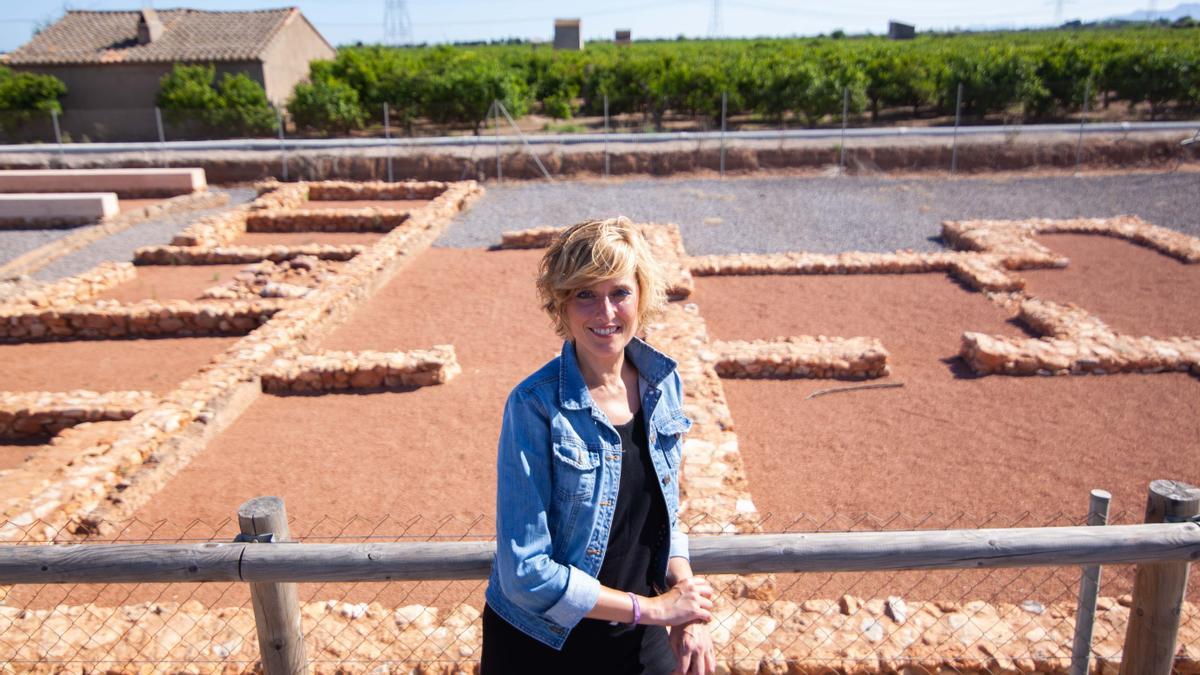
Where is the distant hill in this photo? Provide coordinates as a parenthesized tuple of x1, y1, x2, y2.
(1105, 3, 1200, 21)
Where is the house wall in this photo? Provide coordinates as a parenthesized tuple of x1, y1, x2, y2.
(16, 62, 265, 141)
(259, 14, 337, 106)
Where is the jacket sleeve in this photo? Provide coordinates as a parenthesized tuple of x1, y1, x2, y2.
(494, 386, 600, 629)
(668, 370, 691, 561)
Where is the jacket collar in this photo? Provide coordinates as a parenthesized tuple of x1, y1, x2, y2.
(558, 337, 677, 411)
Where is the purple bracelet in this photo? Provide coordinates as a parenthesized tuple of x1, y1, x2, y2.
(628, 592, 641, 625)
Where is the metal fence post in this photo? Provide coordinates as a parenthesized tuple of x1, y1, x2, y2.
(603, 94, 610, 178)
(951, 81, 963, 173)
(1069, 488, 1111, 675)
(50, 109, 64, 167)
(492, 99, 502, 183)
(1120, 480, 1200, 675)
(1075, 81, 1090, 176)
(238, 496, 307, 675)
(719, 91, 727, 177)
(154, 106, 167, 168)
(276, 108, 288, 182)
(383, 102, 394, 183)
(839, 85, 849, 171)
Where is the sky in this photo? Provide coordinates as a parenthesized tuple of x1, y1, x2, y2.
(0, 0, 1180, 53)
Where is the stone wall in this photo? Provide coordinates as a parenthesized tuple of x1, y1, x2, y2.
(244, 209, 409, 233)
(261, 346, 461, 393)
(305, 180, 449, 201)
(169, 210, 247, 248)
(944, 215, 1200, 265)
(134, 244, 365, 265)
(0, 390, 157, 438)
(962, 298, 1200, 376)
(0, 299, 283, 342)
(4, 262, 135, 308)
(708, 336, 890, 379)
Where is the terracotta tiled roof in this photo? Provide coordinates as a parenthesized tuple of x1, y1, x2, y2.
(7, 8, 302, 65)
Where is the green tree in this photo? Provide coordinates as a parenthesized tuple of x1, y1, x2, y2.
(0, 66, 67, 134)
(288, 75, 367, 134)
(157, 63, 275, 136)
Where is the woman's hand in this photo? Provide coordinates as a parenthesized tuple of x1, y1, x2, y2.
(644, 576, 714, 626)
(670, 621, 716, 675)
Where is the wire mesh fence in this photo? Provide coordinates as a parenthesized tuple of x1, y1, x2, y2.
(2, 509, 1197, 673)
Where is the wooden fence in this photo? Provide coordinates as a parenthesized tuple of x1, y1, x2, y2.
(2, 479, 1198, 674)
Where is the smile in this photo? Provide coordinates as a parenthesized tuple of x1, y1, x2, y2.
(590, 326, 620, 336)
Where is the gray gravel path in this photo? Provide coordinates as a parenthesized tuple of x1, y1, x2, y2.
(27, 188, 256, 281)
(441, 172, 1200, 254)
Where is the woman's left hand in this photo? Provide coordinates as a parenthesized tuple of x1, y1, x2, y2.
(669, 621, 716, 675)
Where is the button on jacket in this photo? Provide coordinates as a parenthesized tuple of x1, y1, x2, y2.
(485, 337, 693, 650)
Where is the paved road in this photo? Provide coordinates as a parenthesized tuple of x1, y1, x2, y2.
(442, 172, 1200, 254)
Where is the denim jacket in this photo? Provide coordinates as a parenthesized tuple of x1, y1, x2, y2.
(485, 337, 693, 650)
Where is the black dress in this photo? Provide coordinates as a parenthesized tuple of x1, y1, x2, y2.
(482, 407, 676, 674)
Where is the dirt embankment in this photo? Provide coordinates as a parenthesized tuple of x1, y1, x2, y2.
(0, 131, 1194, 183)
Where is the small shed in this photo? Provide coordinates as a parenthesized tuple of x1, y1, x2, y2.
(615, 29, 632, 45)
(554, 19, 583, 50)
(888, 20, 916, 40)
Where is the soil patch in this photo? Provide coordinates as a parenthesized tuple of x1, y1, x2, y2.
(1021, 233, 1200, 337)
(302, 199, 431, 211)
(116, 198, 169, 214)
(0, 337, 240, 394)
(94, 264, 247, 303)
(231, 231, 385, 247)
(696, 272, 1200, 602)
(0, 439, 47, 471)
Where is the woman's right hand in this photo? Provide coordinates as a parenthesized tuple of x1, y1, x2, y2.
(645, 576, 714, 626)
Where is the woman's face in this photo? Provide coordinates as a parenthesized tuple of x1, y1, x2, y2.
(564, 274, 639, 366)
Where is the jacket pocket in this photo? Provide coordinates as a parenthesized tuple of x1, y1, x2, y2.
(655, 410, 691, 468)
(551, 436, 601, 502)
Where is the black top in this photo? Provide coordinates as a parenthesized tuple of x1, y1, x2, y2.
(481, 406, 676, 674)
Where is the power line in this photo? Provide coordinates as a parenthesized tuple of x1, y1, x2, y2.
(383, 0, 412, 44)
(708, 0, 723, 37)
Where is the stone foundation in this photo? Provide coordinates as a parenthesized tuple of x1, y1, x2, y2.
(3, 262, 135, 308)
(200, 257, 342, 301)
(0, 299, 283, 342)
(708, 336, 890, 379)
(0, 179, 484, 542)
(134, 244, 365, 265)
(261, 346, 461, 393)
(0, 390, 157, 439)
(961, 298, 1200, 376)
(944, 215, 1200, 265)
(244, 209, 409, 233)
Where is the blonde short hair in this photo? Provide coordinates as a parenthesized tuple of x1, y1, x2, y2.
(536, 217, 666, 340)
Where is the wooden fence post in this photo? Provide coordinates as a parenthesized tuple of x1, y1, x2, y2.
(1120, 480, 1200, 675)
(239, 496, 307, 675)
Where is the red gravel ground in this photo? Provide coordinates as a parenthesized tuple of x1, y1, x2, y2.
(302, 199, 431, 211)
(0, 337, 240, 394)
(116, 198, 169, 213)
(0, 439, 48, 471)
(95, 264, 248, 303)
(694, 245, 1199, 602)
(231, 231, 385, 247)
(1021, 233, 1200, 337)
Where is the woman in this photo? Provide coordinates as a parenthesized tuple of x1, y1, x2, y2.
(483, 217, 717, 674)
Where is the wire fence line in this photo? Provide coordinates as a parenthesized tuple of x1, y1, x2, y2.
(1, 481, 1198, 673)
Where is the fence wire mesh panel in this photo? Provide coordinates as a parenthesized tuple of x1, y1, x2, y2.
(2, 511, 1198, 673)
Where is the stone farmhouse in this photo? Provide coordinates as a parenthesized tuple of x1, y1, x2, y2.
(7, 7, 335, 140)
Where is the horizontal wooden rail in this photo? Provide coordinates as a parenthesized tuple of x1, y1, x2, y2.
(2, 521, 1197, 586)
